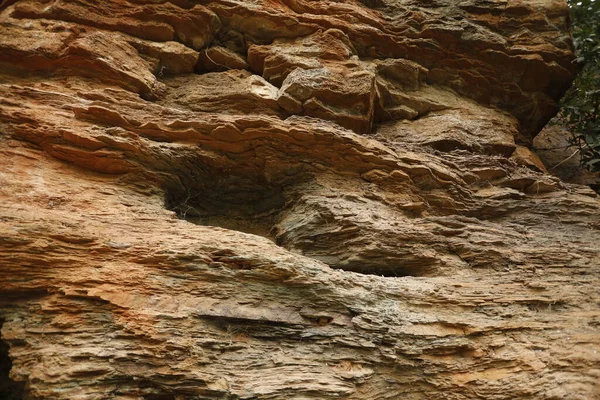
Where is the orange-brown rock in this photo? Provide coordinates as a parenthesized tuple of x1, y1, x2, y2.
(0, 0, 598, 399)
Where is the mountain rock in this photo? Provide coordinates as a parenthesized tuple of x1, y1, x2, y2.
(0, 0, 598, 399)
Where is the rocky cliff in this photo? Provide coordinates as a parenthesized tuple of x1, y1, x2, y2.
(0, 0, 599, 399)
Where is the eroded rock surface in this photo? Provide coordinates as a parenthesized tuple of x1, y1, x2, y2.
(534, 123, 600, 189)
(0, 0, 598, 399)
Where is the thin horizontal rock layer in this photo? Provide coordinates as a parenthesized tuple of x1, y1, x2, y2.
(0, 0, 598, 399)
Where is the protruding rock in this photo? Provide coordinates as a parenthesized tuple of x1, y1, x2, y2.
(248, 29, 357, 85)
(278, 66, 377, 134)
(160, 70, 282, 115)
(197, 46, 249, 72)
(375, 58, 428, 90)
(9, 0, 220, 49)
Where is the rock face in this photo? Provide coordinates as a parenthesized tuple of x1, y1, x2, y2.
(0, 0, 599, 399)
(534, 123, 600, 189)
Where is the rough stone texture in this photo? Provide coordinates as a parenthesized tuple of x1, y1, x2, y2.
(0, 0, 599, 399)
(534, 123, 600, 189)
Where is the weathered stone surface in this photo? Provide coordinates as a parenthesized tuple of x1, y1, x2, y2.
(0, 0, 598, 399)
(160, 70, 282, 116)
(534, 124, 600, 188)
(197, 46, 250, 72)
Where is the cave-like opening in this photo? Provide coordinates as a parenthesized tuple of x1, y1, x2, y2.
(0, 318, 25, 400)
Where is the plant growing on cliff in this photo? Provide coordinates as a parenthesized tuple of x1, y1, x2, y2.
(559, 0, 600, 170)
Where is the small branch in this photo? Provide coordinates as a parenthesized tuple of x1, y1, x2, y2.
(551, 148, 581, 170)
(204, 49, 230, 70)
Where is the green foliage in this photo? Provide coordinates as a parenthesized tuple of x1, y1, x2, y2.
(559, 0, 600, 170)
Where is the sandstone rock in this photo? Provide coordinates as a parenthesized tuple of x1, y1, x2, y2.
(376, 96, 519, 155)
(159, 70, 282, 116)
(0, 0, 598, 399)
(197, 46, 249, 72)
(8, 0, 220, 49)
(511, 145, 549, 173)
(534, 123, 600, 188)
(278, 65, 377, 134)
(248, 29, 357, 85)
(374, 58, 428, 91)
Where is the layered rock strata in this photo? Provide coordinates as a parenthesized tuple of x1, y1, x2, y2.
(0, 0, 599, 399)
